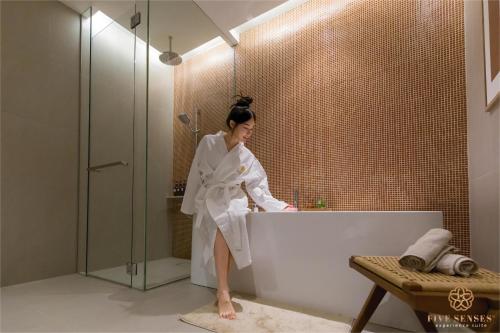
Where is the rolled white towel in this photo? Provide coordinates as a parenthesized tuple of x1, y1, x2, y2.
(436, 253, 479, 277)
(399, 228, 458, 272)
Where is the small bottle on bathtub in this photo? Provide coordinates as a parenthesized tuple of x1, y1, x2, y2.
(253, 204, 259, 212)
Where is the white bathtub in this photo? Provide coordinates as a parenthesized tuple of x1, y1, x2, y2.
(190, 211, 442, 332)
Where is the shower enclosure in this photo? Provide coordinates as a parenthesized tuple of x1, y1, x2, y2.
(78, 0, 235, 290)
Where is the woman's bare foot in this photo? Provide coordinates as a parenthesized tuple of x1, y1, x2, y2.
(216, 290, 236, 320)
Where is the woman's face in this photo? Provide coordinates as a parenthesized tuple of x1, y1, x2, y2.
(230, 117, 255, 144)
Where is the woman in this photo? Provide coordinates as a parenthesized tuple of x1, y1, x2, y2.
(180, 95, 297, 320)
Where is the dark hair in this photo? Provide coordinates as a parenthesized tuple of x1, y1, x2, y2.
(226, 94, 256, 130)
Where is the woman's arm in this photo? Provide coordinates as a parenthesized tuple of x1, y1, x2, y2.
(244, 157, 288, 212)
(180, 136, 206, 215)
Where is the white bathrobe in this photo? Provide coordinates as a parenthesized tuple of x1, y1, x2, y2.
(180, 130, 287, 276)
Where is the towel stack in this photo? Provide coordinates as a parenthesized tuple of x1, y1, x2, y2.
(399, 228, 479, 277)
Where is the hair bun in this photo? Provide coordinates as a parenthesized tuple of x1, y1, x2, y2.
(233, 95, 253, 108)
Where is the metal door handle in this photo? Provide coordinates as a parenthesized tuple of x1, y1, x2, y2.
(88, 160, 128, 172)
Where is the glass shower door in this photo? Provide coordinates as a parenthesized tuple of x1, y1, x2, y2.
(86, 2, 145, 287)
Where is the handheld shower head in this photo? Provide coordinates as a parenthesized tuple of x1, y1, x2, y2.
(177, 112, 200, 133)
(178, 113, 190, 125)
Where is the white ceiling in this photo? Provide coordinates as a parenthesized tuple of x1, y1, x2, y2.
(193, 0, 286, 44)
(59, 0, 286, 54)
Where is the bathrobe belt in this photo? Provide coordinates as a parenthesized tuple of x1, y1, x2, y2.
(194, 178, 244, 253)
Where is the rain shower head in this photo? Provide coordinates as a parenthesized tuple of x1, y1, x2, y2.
(159, 36, 182, 66)
(159, 52, 182, 66)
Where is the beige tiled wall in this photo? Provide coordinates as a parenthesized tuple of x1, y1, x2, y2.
(175, 0, 470, 255)
(1, 1, 81, 286)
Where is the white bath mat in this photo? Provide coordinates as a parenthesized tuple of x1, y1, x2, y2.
(179, 292, 373, 333)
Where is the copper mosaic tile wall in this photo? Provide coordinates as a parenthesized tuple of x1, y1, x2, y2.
(174, 0, 469, 255)
(235, 0, 469, 254)
(167, 197, 192, 259)
(173, 42, 234, 183)
(172, 42, 234, 258)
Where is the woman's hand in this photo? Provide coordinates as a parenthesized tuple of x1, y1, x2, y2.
(283, 204, 298, 212)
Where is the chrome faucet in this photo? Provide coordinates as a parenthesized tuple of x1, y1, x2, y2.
(293, 189, 299, 209)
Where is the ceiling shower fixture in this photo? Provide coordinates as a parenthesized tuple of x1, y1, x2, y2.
(159, 35, 182, 66)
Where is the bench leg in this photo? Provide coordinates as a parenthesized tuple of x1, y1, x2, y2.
(414, 310, 438, 333)
(350, 284, 387, 333)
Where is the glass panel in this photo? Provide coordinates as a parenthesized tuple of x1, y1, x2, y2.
(78, 7, 91, 275)
(145, 0, 235, 289)
(86, 1, 138, 287)
(82, 0, 234, 290)
(131, 0, 149, 291)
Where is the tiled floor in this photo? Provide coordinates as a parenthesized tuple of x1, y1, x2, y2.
(1, 274, 213, 332)
(1, 273, 410, 332)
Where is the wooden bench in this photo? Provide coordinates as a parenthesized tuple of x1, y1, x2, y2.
(349, 256, 500, 333)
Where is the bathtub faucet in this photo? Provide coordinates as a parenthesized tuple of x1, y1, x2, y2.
(293, 189, 299, 208)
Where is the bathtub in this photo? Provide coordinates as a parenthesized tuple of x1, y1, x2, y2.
(190, 211, 442, 332)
